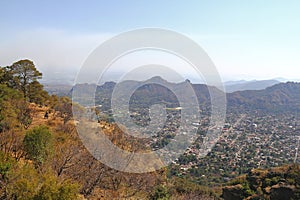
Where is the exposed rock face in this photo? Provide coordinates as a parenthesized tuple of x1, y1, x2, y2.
(246, 170, 265, 191)
(222, 165, 300, 200)
(222, 184, 244, 200)
(270, 183, 295, 200)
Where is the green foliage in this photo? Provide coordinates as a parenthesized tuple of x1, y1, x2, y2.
(270, 176, 281, 185)
(0, 67, 5, 83)
(16, 99, 32, 129)
(0, 66, 14, 86)
(263, 178, 272, 187)
(177, 154, 197, 165)
(0, 160, 12, 180)
(0, 60, 49, 105)
(224, 165, 300, 200)
(23, 125, 53, 165)
(57, 181, 80, 200)
(0, 61, 83, 199)
(7, 164, 40, 200)
(241, 182, 255, 197)
(8, 59, 42, 98)
(228, 175, 247, 186)
(171, 177, 215, 196)
(0, 70, 37, 130)
(286, 165, 300, 185)
(34, 174, 79, 200)
(0, 151, 15, 180)
(150, 185, 170, 200)
(6, 163, 79, 200)
(54, 96, 73, 124)
(1, 60, 49, 105)
(0, 84, 33, 129)
(27, 80, 49, 105)
(0, 84, 21, 131)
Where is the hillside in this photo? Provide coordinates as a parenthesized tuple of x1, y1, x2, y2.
(227, 82, 300, 113)
(1, 61, 220, 199)
(2, 61, 300, 199)
(71, 79, 300, 114)
(222, 164, 300, 200)
(225, 80, 280, 93)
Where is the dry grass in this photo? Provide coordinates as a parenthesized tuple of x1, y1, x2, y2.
(28, 103, 65, 131)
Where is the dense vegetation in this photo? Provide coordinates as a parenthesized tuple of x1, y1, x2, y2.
(222, 165, 300, 200)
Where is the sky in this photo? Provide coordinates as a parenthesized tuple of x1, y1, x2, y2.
(0, 0, 300, 83)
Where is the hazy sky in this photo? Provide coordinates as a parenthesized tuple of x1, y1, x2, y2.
(0, 0, 299, 82)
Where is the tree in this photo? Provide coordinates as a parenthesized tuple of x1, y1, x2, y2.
(5, 162, 80, 200)
(1, 61, 48, 105)
(0, 84, 20, 132)
(0, 67, 4, 82)
(0, 66, 14, 87)
(16, 99, 32, 129)
(0, 85, 33, 130)
(6, 163, 40, 200)
(27, 80, 49, 105)
(0, 84, 30, 159)
(8, 59, 42, 99)
(54, 96, 73, 124)
(23, 125, 53, 166)
(33, 173, 79, 200)
(51, 131, 81, 177)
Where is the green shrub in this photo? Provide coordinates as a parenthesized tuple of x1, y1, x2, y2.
(150, 185, 170, 200)
(23, 125, 53, 166)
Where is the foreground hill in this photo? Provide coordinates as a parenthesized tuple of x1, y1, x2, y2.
(222, 164, 300, 200)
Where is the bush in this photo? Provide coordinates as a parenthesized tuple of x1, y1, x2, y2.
(33, 174, 79, 200)
(6, 164, 80, 200)
(150, 185, 170, 200)
(23, 125, 53, 166)
(7, 164, 40, 200)
(0, 152, 15, 180)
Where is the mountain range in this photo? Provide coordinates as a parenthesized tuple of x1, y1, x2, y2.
(224, 79, 281, 93)
(46, 77, 295, 95)
(70, 76, 300, 114)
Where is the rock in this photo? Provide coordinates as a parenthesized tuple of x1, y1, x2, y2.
(222, 184, 244, 200)
(270, 183, 295, 200)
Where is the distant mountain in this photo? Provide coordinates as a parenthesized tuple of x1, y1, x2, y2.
(70, 77, 300, 114)
(70, 83, 98, 106)
(225, 79, 281, 93)
(43, 84, 72, 96)
(227, 82, 300, 113)
(224, 80, 249, 86)
(94, 76, 221, 110)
